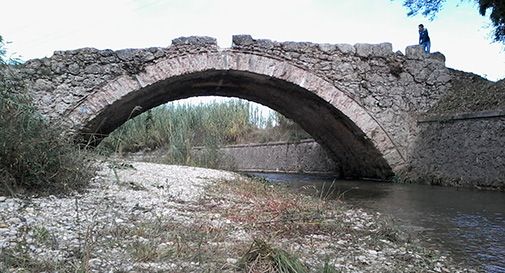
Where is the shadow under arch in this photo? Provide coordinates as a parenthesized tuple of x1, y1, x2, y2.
(75, 69, 394, 179)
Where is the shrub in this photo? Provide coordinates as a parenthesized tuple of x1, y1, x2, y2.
(0, 43, 95, 195)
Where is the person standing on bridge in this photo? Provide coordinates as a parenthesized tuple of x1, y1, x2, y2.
(418, 24, 431, 54)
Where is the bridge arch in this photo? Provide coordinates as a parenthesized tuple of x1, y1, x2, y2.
(66, 51, 404, 178)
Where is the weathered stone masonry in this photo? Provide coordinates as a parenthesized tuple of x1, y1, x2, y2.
(5, 34, 499, 187)
(408, 111, 505, 190)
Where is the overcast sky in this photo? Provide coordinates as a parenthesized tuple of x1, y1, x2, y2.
(1, 0, 504, 81)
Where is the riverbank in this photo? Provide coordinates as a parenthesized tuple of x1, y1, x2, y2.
(0, 161, 480, 272)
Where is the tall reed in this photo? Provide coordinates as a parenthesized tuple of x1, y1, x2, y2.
(98, 98, 310, 166)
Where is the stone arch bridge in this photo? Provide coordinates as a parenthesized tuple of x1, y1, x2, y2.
(5, 35, 455, 179)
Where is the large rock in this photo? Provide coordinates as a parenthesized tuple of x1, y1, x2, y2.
(373, 43, 393, 57)
(336, 43, 355, 54)
(429, 52, 446, 64)
(405, 45, 425, 60)
(355, 43, 374, 57)
(232, 34, 254, 46)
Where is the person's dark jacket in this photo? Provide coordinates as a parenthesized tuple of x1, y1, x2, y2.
(419, 28, 430, 44)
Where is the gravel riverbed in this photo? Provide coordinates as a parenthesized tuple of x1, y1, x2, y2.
(0, 161, 481, 273)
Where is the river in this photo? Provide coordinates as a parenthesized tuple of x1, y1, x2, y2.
(248, 172, 505, 273)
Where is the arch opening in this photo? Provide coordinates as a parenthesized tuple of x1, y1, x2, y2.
(77, 70, 393, 179)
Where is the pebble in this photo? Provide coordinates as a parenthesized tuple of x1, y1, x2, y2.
(226, 258, 238, 264)
(88, 258, 102, 268)
(7, 217, 18, 224)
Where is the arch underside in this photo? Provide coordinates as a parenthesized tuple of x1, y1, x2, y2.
(78, 70, 393, 179)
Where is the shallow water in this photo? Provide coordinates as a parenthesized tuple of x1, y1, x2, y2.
(248, 172, 505, 273)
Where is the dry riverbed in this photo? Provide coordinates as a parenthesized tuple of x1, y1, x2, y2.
(0, 161, 481, 272)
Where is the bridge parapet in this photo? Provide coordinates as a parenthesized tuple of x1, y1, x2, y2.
(229, 35, 450, 107)
(5, 35, 450, 123)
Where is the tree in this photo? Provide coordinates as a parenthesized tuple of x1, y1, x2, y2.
(0, 35, 6, 64)
(0, 35, 20, 65)
(402, 0, 505, 43)
(403, 0, 446, 19)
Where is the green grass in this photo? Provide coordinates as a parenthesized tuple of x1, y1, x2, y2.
(240, 239, 309, 273)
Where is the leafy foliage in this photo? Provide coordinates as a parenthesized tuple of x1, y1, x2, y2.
(402, 0, 505, 43)
(478, 0, 505, 43)
(402, 0, 446, 19)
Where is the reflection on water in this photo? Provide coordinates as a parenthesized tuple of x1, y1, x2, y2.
(248, 172, 505, 273)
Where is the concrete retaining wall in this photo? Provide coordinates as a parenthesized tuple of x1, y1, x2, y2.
(193, 139, 339, 175)
(407, 110, 505, 190)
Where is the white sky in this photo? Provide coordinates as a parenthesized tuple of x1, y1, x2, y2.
(1, 0, 504, 81)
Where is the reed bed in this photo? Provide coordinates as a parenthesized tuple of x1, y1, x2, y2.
(99, 98, 310, 167)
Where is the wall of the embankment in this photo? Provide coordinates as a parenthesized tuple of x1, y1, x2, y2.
(192, 139, 339, 175)
(405, 110, 505, 190)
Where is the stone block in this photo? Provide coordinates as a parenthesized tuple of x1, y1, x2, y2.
(281, 41, 314, 52)
(319, 43, 336, 53)
(336, 44, 355, 54)
(256, 39, 275, 49)
(232, 34, 254, 46)
(282, 41, 299, 51)
(116, 49, 136, 61)
(405, 45, 425, 60)
(99, 49, 114, 57)
(68, 63, 80, 75)
(34, 79, 53, 91)
(85, 64, 102, 74)
(74, 48, 100, 55)
(355, 43, 373, 57)
(373, 43, 393, 57)
(171, 36, 217, 46)
(53, 51, 65, 57)
(140, 51, 155, 62)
